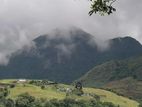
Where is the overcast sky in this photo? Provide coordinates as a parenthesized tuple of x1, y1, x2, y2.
(0, 0, 142, 65)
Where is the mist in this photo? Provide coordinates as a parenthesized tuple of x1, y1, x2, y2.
(0, 0, 142, 65)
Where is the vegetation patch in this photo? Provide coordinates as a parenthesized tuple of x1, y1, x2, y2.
(0, 79, 139, 107)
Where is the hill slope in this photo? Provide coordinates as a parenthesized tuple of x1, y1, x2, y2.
(78, 55, 142, 100)
(0, 28, 142, 83)
(0, 79, 139, 107)
(105, 77, 142, 100)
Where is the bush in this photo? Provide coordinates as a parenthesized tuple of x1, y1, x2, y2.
(10, 84, 15, 88)
(5, 99, 15, 107)
(41, 85, 45, 90)
(15, 93, 35, 107)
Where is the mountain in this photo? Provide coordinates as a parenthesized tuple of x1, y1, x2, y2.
(78, 55, 142, 100)
(0, 28, 142, 83)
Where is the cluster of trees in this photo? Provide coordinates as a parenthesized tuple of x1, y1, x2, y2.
(29, 80, 50, 86)
(29, 80, 57, 86)
(0, 92, 118, 107)
(29, 80, 58, 90)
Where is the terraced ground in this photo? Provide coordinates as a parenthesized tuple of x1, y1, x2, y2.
(0, 79, 139, 107)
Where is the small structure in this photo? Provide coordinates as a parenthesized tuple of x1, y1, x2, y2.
(17, 79, 27, 83)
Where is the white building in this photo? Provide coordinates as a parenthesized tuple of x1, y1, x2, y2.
(17, 79, 27, 83)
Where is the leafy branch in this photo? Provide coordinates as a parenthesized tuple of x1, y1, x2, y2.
(89, 0, 116, 16)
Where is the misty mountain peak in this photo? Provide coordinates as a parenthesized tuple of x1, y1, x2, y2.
(34, 27, 94, 49)
(111, 36, 141, 45)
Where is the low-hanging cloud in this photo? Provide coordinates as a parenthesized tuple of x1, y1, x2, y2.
(0, 0, 142, 65)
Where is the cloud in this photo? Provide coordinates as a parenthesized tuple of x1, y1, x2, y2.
(0, 0, 141, 64)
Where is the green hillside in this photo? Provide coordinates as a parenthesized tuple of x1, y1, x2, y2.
(78, 55, 142, 100)
(0, 79, 139, 107)
(105, 77, 142, 100)
(78, 60, 129, 87)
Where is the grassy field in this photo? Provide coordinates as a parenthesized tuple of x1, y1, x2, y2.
(84, 88, 139, 107)
(0, 79, 139, 107)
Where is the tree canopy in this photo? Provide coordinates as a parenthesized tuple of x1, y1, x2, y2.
(89, 0, 116, 16)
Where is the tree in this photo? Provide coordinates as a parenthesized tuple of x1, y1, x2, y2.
(15, 93, 35, 107)
(73, 82, 84, 96)
(89, 0, 116, 16)
(5, 99, 15, 107)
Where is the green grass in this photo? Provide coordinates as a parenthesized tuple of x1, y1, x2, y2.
(0, 79, 139, 107)
(8, 84, 66, 100)
(0, 79, 16, 83)
(84, 88, 139, 107)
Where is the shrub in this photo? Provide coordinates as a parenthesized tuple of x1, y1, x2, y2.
(10, 84, 15, 88)
(41, 85, 45, 90)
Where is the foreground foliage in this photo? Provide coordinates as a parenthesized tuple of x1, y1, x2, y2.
(0, 92, 118, 107)
(89, 0, 116, 15)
